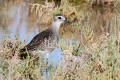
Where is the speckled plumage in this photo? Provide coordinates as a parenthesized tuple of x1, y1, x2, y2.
(20, 29, 57, 54)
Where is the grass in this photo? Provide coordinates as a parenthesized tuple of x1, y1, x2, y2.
(0, 0, 120, 80)
(0, 32, 119, 80)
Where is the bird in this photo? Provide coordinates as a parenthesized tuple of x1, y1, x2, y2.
(19, 14, 72, 59)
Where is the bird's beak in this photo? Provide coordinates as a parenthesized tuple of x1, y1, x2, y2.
(64, 19, 72, 24)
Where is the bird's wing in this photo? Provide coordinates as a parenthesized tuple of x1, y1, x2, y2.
(20, 29, 54, 52)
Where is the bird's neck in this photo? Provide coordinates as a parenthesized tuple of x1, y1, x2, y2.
(49, 22, 61, 36)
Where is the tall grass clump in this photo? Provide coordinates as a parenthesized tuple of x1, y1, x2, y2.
(87, 33, 120, 80)
(0, 40, 57, 80)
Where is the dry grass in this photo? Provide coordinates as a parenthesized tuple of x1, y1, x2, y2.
(29, 1, 55, 24)
(0, 33, 119, 80)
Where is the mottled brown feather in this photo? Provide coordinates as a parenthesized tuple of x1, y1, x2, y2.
(20, 29, 56, 53)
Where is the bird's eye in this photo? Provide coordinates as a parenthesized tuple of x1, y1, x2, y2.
(58, 17, 62, 19)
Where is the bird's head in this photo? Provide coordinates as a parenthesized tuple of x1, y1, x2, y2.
(53, 14, 72, 25)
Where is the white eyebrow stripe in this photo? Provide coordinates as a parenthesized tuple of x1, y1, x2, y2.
(57, 16, 63, 17)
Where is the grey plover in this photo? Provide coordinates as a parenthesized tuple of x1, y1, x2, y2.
(19, 14, 71, 58)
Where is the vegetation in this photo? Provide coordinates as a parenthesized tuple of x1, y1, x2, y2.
(0, 0, 120, 80)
